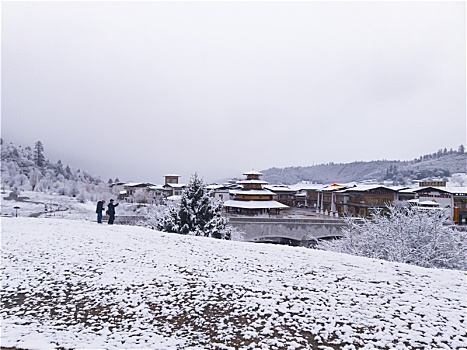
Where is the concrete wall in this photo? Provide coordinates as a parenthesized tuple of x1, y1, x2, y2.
(228, 217, 345, 241)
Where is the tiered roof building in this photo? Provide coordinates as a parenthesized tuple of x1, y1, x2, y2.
(223, 171, 289, 215)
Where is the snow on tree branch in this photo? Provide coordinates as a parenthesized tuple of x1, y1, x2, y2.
(318, 203, 467, 270)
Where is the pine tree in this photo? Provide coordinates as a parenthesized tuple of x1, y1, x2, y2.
(108, 178, 113, 184)
(459, 144, 465, 154)
(155, 173, 231, 239)
(33, 141, 45, 167)
(55, 159, 64, 176)
(65, 165, 72, 180)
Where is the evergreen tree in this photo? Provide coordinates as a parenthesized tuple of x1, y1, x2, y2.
(65, 165, 72, 180)
(108, 178, 113, 184)
(155, 173, 231, 239)
(115, 178, 120, 182)
(33, 141, 45, 167)
(459, 144, 465, 154)
(55, 159, 64, 176)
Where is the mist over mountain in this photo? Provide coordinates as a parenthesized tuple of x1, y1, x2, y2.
(261, 147, 467, 185)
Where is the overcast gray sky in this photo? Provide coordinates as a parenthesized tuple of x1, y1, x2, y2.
(2, 1, 465, 184)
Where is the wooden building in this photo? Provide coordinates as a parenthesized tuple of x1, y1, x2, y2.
(223, 171, 289, 215)
(263, 185, 297, 207)
(316, 183, 354, 213)
(334, 185, 398, 217)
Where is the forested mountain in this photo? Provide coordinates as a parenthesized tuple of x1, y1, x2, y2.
(0, 139, 110, 200)
(261, 146, 467, 185)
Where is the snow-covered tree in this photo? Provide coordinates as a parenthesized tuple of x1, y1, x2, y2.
(134, 188, 149, 205)
(29, 168, 40, 191)
(318, 204, 467, 270)
(55, 159, 64, 176)
(150, 173, 232, 239)
(65, 165, 72, 180)
(33, 141, 45, 167)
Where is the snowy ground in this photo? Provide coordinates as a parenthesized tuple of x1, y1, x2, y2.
(0, 191, 147, 221)
(1, 217, 466, 349)
(1, 191, 96, 221)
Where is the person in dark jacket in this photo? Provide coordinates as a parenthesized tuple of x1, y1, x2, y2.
(95, 199, 106, 224)
(107, 199, 119, 225)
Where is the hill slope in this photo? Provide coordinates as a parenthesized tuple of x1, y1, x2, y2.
(2, 218, 465, 349)
(262, 153, 467, 184)
(1, 140, 110, 201)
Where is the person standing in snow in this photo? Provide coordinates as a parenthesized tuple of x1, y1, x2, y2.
(95, 199, 106, 224)
(107, 199, 119, 225)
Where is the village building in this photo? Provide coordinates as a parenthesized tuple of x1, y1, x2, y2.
(334, 185, 398, 217)
(390, 186, 416, 202)
(162, 174, 186, 198)
(316, 183, 355, 214)
(263, 185, 297, 207)
(109, 182, 126, 197)
(206, 183, 241, 202)
(147, 184, 168, 204)
(451, 187, 467, 225)
(410, 185, 467, 224)
(118, 182, 154, 202)
(292, 184, 325, 208)
(223, 171, 289, 215)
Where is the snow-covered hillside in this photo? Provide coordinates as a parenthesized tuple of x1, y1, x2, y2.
(261, 153, 467, 185)
(1, 218, 465, 349)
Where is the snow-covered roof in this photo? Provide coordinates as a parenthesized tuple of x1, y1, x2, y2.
(237, 180, 269, 185)
(399, 188, 418, 194)
(409, 185, 467, 195)
(124, 182, 145, 187)
(243, 170, 263, 176)
(164, 174, 180, 177)
(119, 190, 127, 195)
(148, 185, 166, 191)
(446, 186, 467, 195)
(387, 186, 411, 191)
(223, 200, 289, 209)
(335, 185, 397, 193)
(230, 189, 275, 196)
(263, 185, 297, 193)
(164, 183, 186, 188)
(205, 184, 223, 190)
(320, 184, 351, 192)
(206, 184, 232, 192)
(289, 184, 325, 191)
(411, 186, 453, 194)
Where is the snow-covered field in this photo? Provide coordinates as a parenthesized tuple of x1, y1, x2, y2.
(1, 191, 96, 220)
(1, 217, 466, 349)
(1, 191, 147, 221)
